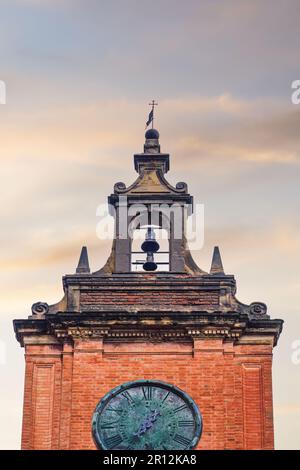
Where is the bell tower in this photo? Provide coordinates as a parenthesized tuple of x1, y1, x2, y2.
(14, 127, 283, 450)
(110, 128, 195, 274)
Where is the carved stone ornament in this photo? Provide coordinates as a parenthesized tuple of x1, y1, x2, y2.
(114, 182, 127, 193)
(249, 302, 267, 317)
(31, 302, 49, 316)
(175, 181, 188, 192)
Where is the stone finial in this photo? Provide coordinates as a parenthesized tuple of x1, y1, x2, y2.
(210, 246, 225, 275)
(144, 128, 161, 154)
(76, 246, 90, 274)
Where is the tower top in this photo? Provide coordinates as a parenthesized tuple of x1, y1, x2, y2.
(144, 128, 161, 153)
(145, 128, 159, 139)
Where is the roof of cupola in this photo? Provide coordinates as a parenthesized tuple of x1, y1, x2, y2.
(111, 129, 191, 199)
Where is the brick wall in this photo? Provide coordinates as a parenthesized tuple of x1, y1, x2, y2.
(21, 338, 274, 450)
(80, 290, 219, 307)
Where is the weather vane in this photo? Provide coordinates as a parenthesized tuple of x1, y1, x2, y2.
(145, 100, 158, 129)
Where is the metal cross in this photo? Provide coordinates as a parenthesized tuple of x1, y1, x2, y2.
(148, 100, 158, 128)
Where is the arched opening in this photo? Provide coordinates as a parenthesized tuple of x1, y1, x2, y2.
(131, 225, 170, 272)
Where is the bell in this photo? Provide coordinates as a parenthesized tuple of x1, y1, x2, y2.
(141, 228, 160, 253)
(143, 252, 157, 271)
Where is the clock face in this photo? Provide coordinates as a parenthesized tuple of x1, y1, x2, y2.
(92, 380, 202, 450)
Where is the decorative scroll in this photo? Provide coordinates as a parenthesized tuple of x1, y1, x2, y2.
(175, 181, 188, 192)
(31, 302, 49, 316)
(249, 302, 267, 317)
(114, 182, 127, 193)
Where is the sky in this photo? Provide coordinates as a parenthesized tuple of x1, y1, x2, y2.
(0, 0, 300, 449)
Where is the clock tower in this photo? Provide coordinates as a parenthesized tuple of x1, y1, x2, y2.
(14, 128, 283, 450)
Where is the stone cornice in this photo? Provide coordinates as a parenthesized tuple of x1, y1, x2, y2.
(62, 273, 236, 286)
(13, 311, 283, 348)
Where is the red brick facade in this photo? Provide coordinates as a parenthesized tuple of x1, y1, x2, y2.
(20, 338, 274, 450)
(14, 130, 283, 450)
(80, 289, 220, 307)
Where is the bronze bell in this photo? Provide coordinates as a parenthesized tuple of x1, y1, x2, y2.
(141, 228, 160, 254)
(142, 228, 159, 271)
(143, 252, 157, 271)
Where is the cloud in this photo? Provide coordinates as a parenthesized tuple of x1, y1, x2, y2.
(1, 95, 299, 169)
(11, 0, 71, 7)
(198, 220, 300, 275)
(0, 221, 113, 271)
(163, 97, 300, 166)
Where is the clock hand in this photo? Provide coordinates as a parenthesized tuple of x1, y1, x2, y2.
(134, 410, 161, 437)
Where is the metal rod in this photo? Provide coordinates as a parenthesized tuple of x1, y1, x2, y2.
(131, 261, 169, 265)
(131, 251, 169, 254)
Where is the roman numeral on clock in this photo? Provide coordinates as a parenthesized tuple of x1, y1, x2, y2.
(106, 406, 123, 415)
(121, 390, 135, 404)
(104, 434, 123, 449)
(173, 434, 190, 447)
(142, 386, 153, 401)
(178, 420, 194, 427)
(161, 391, 170, 403)
(173, 403, 188, 414)
(100, 419, 120, 430)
